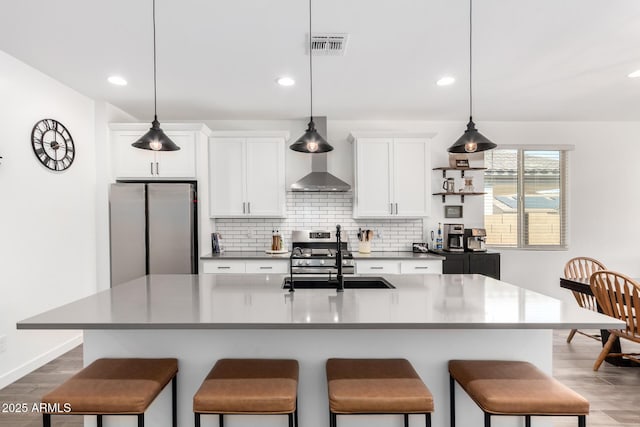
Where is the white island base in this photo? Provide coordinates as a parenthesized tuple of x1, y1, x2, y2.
(84, 328, 553, 427)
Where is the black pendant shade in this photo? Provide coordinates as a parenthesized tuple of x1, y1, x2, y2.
(448, 117, 496, 153)
(132, 116, 180, 151)
(289, 120, 333, 153)
(132, 0, 179, 152)
(447, 0, 496, 154)
(291, 0, 334, 154)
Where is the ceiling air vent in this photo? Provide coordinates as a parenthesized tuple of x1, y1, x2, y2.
(309, 33, 348, 56)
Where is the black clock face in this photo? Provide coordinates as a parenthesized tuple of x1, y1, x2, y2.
(31, 119, 75, 171)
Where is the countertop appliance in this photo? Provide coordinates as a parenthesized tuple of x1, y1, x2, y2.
(464, 228, 487, 252)
(109, 182, 197, 286)
(443, 223, 465, 252)
(289, 230, 354, 275)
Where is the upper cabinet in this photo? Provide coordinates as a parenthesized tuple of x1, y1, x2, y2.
(350, 132, 436, 218)
(110, 123, 211, 179)
(209, 131, 288, 218)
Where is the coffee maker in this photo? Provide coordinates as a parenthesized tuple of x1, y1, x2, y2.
(464, 228, 487, 252)
(443, 224, 465, 252)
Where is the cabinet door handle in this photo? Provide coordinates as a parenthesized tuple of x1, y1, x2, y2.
(217, 266, 231, 270)
(150, 162, 154, 175)
(390, 203, 393, 214)
(370, 266, 384, 270)
(242, 202, 246, 214)
(414, 266, 430, 269)
(395, 203, 398, 214)
(247, 202, 251, 214)
(156, 162, 159, 175)
(259, 266, 273, 270)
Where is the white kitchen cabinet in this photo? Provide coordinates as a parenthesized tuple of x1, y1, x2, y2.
(350, 132, 436, 218)
(209, 131, 288, 218)
(202, 259, 288, 275)
(110, 123, 210, 179)
(355, 259, 442, 275)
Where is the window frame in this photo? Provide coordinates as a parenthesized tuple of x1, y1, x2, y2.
(484, 145, 571, 251)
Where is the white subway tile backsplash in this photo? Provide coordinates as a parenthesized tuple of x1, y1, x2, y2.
(214, 193, 423, 251)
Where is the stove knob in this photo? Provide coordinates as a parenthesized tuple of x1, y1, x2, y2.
(305, 260, 311, 266)
(342, 260, 348, 265)
(320, 259, 325, 265)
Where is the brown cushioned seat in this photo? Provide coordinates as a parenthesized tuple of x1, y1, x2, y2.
(193, 359, 299, 414)
(326, 359, 434, 414)
(41, 358, 178, 414)
(448, 360, 589, 416)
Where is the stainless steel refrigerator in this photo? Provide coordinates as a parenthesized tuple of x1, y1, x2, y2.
(109, 182, 197, 286)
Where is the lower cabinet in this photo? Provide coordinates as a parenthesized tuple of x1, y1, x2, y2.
(202, 259, 288, 274)
(437, 252, 501, 280)
(356, 259, 442, 275)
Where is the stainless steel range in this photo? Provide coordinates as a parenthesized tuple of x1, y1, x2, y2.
(289, 230, 355, 275)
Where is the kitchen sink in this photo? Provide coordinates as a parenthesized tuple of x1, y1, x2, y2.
(282, 277, 395, 290)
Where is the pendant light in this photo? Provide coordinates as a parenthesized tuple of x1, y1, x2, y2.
(289, 0, 333, 153)
(448, 0, 496, 154)
(132, 0, 180, 152)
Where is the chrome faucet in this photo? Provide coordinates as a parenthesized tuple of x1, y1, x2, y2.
(335, 224, 344, 292)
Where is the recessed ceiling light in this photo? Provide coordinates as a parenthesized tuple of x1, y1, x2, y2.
(276, 76, 295, 87)
(107, 75, 127, 86)
(628, 69, 640, 78)
(437, 76, 456, 86)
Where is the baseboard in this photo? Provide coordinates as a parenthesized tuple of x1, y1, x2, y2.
(0, 334, 83, 389)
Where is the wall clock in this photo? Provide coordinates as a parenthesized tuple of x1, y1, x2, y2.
(31, 118, 75, 171)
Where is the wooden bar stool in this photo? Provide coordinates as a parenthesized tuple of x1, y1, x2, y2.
(449, 360, 589, 427)
(326, 358, 433, 427)
(41, 358, 178, 427)
(193, 358, 299, 427)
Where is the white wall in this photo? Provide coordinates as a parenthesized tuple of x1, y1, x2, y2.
(201, 119, 640, 301)
(0, 50, 98, 387)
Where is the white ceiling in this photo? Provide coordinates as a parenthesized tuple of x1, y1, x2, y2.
(1, 0, 640, 121)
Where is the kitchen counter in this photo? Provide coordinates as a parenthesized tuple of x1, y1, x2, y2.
(18, 274, 617, 330)
(18, 274, 619, 427)
(201, 251, 444, 260)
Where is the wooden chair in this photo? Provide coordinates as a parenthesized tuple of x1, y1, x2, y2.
(589, 271, 640, 371)
(564, 256, 606, 343)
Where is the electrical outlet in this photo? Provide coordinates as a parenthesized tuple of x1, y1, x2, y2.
(0, 335, 7, 353)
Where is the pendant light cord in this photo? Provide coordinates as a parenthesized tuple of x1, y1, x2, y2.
(153, 0, 158, 119)
(469, 0, 473, 119)
(309, 0, 313, 121)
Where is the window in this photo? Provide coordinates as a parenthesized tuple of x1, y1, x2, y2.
(484, 148, 568, 249)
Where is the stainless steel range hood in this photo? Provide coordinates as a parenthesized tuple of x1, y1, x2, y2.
(291, 117, 351, 192)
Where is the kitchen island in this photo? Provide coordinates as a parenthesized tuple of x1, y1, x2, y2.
(18, 274, 621, 427)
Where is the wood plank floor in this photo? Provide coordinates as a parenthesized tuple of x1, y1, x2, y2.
(0, 331, 638, 426)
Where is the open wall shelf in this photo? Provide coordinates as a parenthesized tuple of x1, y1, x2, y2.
(432, 167, 487, 178)
(432, 192, 486, 203)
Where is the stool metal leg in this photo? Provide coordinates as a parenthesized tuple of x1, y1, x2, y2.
(578, 415, 586, 427)
(219, 413, 224, 427)
(404, 413, 409, 427)
(330, 411, 337, 427)
(425, 413, 431, 427)
(294, 405, 299, 427)
(97, 414, 103, 427)
(484, 412, 491, 427)
(195, 413, 201, 427)
(138, 414, 144, 427)
(525, 415, 531, 427)
(289, 413, 294, 427)
(43, 414, 51, 427)
(172, 376, 177, 427)
(450, 375, 456, 427)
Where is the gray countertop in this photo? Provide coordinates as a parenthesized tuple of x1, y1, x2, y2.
(201, 251, 445, 260)
(17, 274, 621, 331)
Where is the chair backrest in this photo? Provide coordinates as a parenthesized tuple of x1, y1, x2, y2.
(590, 271, 640, 340)
(564, 257, 606, 280)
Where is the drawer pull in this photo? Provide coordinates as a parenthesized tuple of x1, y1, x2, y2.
(259, 266, 273, 270)
(217, 266, 231, 269)
(370, 266, 384, 270)
(414, 266, 430, 269)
